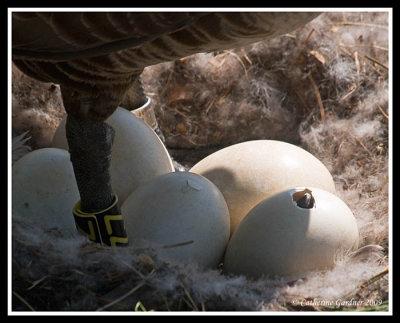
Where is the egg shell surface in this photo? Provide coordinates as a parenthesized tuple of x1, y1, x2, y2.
(223, 187, 359, 280)
(121, 171, 230, 269)
(190, 140, 336, 234)
(12, 148, 80, 236)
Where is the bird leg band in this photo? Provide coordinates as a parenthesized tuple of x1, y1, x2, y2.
(73, 195, 128, 247)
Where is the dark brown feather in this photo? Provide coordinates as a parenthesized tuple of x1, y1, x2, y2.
(12, 12, 320, 121)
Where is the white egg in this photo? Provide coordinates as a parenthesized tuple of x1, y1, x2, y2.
(190, 140, 336, 235)
(12, 148, 80, 236)
(51, 107, 174, 204)
(223, 187, 359, 280)
(121, 172, 230, 268)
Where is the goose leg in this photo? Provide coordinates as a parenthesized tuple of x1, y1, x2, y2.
(121, 77, 166, 142)
(66, 115, 128, 247)
(120, 76, 148, 111)
(61, 85, 129, 247)
(66, 115, 115, 213)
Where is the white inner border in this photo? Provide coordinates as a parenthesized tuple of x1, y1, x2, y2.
(8, 7, 393, 316)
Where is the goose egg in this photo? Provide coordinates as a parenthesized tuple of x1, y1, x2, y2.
(12, 148, 80, 236)
(190, 140, 336, 235)
(223, 187, 359, 280)
(121, 172, 230, 268)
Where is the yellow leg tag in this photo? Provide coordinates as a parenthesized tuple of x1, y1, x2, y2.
(72, 196, 128, 247)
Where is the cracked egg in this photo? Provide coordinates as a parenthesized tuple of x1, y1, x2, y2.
(223, 187, 359, 280)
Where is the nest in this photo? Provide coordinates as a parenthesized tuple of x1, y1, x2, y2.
(11, 213, 388, 312)
(11, 11, 390, 313)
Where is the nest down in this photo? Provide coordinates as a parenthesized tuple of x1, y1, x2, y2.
(11, 11, 390, 313)
(11, 213, 388, 312)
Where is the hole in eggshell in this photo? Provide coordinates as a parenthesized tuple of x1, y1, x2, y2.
(291, 188, 315, 209)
